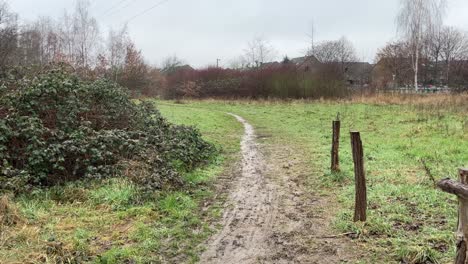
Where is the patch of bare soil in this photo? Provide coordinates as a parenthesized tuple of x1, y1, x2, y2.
(200, 114, 361, 264)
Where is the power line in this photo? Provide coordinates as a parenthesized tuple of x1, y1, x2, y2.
(106, 0, 138, 17)
(126, 0, 172, 23)
(101, 0, 130, 16)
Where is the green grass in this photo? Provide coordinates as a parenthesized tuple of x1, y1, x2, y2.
(0, 101, 242, 263)
(153, 99, 466, 263)
(1, 98, 465, 263)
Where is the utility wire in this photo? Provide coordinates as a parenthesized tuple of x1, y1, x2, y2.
(101, 0, 130, 16)
(106, 0, 138, 17)
(126, 0, 172, 23)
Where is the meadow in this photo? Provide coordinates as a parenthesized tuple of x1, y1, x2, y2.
(0, 100, 242, 263)
(1, 94, 466, 263)
(158, 95, 467, 263)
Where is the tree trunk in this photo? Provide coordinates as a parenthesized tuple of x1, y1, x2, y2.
(446, 60, 451, 86)
(414, 50, 419, 91)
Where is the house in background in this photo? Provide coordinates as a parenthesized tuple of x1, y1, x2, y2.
(262, 55, 373, 86)
(290, 55, 321, 73)
(344, 62, 374, 86)
(161, 64, 194, 75)
(260, 61, 282, 70)
(260, 55, 322, 72)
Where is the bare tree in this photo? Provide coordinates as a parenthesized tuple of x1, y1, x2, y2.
(243, 37, 277, 67)
(25, 17, 61, 65)
(1, 0, 155, 82)
(161, 55, 184, 73)
(0, 0, 18, 72)
(48, 1, 100, 68)
(425, 26, 445, 84)
(72, 0, 100, 68)
(375, 40, 413, 86)
(397, 0, 447, 90)
(38, 17, 61, 64)
(107, 24, 130, 80)
(57, 10, 76, 64)
(314, 37, 357, 72)
(314, 40, 339, 63)
(440, 26, 468, 85)
(337, 37, 357, 67)
(228, 55, 249, 70)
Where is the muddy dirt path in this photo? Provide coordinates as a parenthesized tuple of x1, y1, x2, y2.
(199, 114, 359, 264)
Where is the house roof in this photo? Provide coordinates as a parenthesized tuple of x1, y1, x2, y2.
(290, 55, 320, 67)
(161, 64, 194, 74)
(344, 62, 374, 80)
(261, 61, 282, 69)
(261, 55, 320, 67)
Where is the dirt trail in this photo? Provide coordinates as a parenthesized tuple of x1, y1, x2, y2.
(200, 114, 359, 264)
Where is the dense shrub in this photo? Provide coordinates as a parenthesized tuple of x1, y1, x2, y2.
(0, 67, 215, 193)
(161, 65, 349, 99)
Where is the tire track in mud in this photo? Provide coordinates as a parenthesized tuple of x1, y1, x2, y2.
(200, 113, 360, 264)
(200, 113, 278, 263)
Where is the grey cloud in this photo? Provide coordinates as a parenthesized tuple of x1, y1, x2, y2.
(10, 0, 468, 67)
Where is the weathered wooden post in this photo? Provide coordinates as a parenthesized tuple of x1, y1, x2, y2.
(350, 131, 366, 222)
(331, 120, 341, 172)
(437, 168, 468, 264)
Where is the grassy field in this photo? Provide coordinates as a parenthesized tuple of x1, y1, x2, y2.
(158, 97, 467, 263)
(0, 103, 242, 263)
(1, 96, 466, 263)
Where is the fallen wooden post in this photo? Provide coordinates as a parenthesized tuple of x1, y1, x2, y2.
(331, 120, 341, 173)
(438, 178, 468, 200)
(437, 168, 468, 264)
(350, 131, 366, 222)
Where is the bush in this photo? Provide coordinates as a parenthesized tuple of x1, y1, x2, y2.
(0, 66, 215, 193)
(161, 65, 349, 99)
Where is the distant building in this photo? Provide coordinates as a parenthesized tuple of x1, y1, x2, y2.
(344, 62, 374, 86)
(290, 55, 321, 72)
(260, 55, 376, 87)
(260, 61, 282, 70)
(161, 64, 194, 75)
(261, 55, 322, 73)
(371, 58, 413, 88)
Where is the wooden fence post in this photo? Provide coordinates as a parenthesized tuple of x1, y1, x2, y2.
(331, 120, 341, 173)
(350, 131, 366, 222)
(457, 168, 468, 264)
(437, 168, 468, 264)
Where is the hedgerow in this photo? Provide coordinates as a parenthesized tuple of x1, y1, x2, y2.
(0, 66, 215, 193)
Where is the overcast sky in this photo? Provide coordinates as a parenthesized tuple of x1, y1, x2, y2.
(8, 0, 468, 67)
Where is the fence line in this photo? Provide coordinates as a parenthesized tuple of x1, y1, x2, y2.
(438, 168, 468, 264)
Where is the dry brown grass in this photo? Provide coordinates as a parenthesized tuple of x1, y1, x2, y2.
(349, 92, 468, 110)
(167, 92, 468, 112)
(0, 195, 41, 263)
(0, 195, 23, 227)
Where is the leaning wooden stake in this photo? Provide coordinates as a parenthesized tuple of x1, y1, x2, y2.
(438, 168, 468, 264)
(331, 120, 341, 172)
(350, 131, 366, 222)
